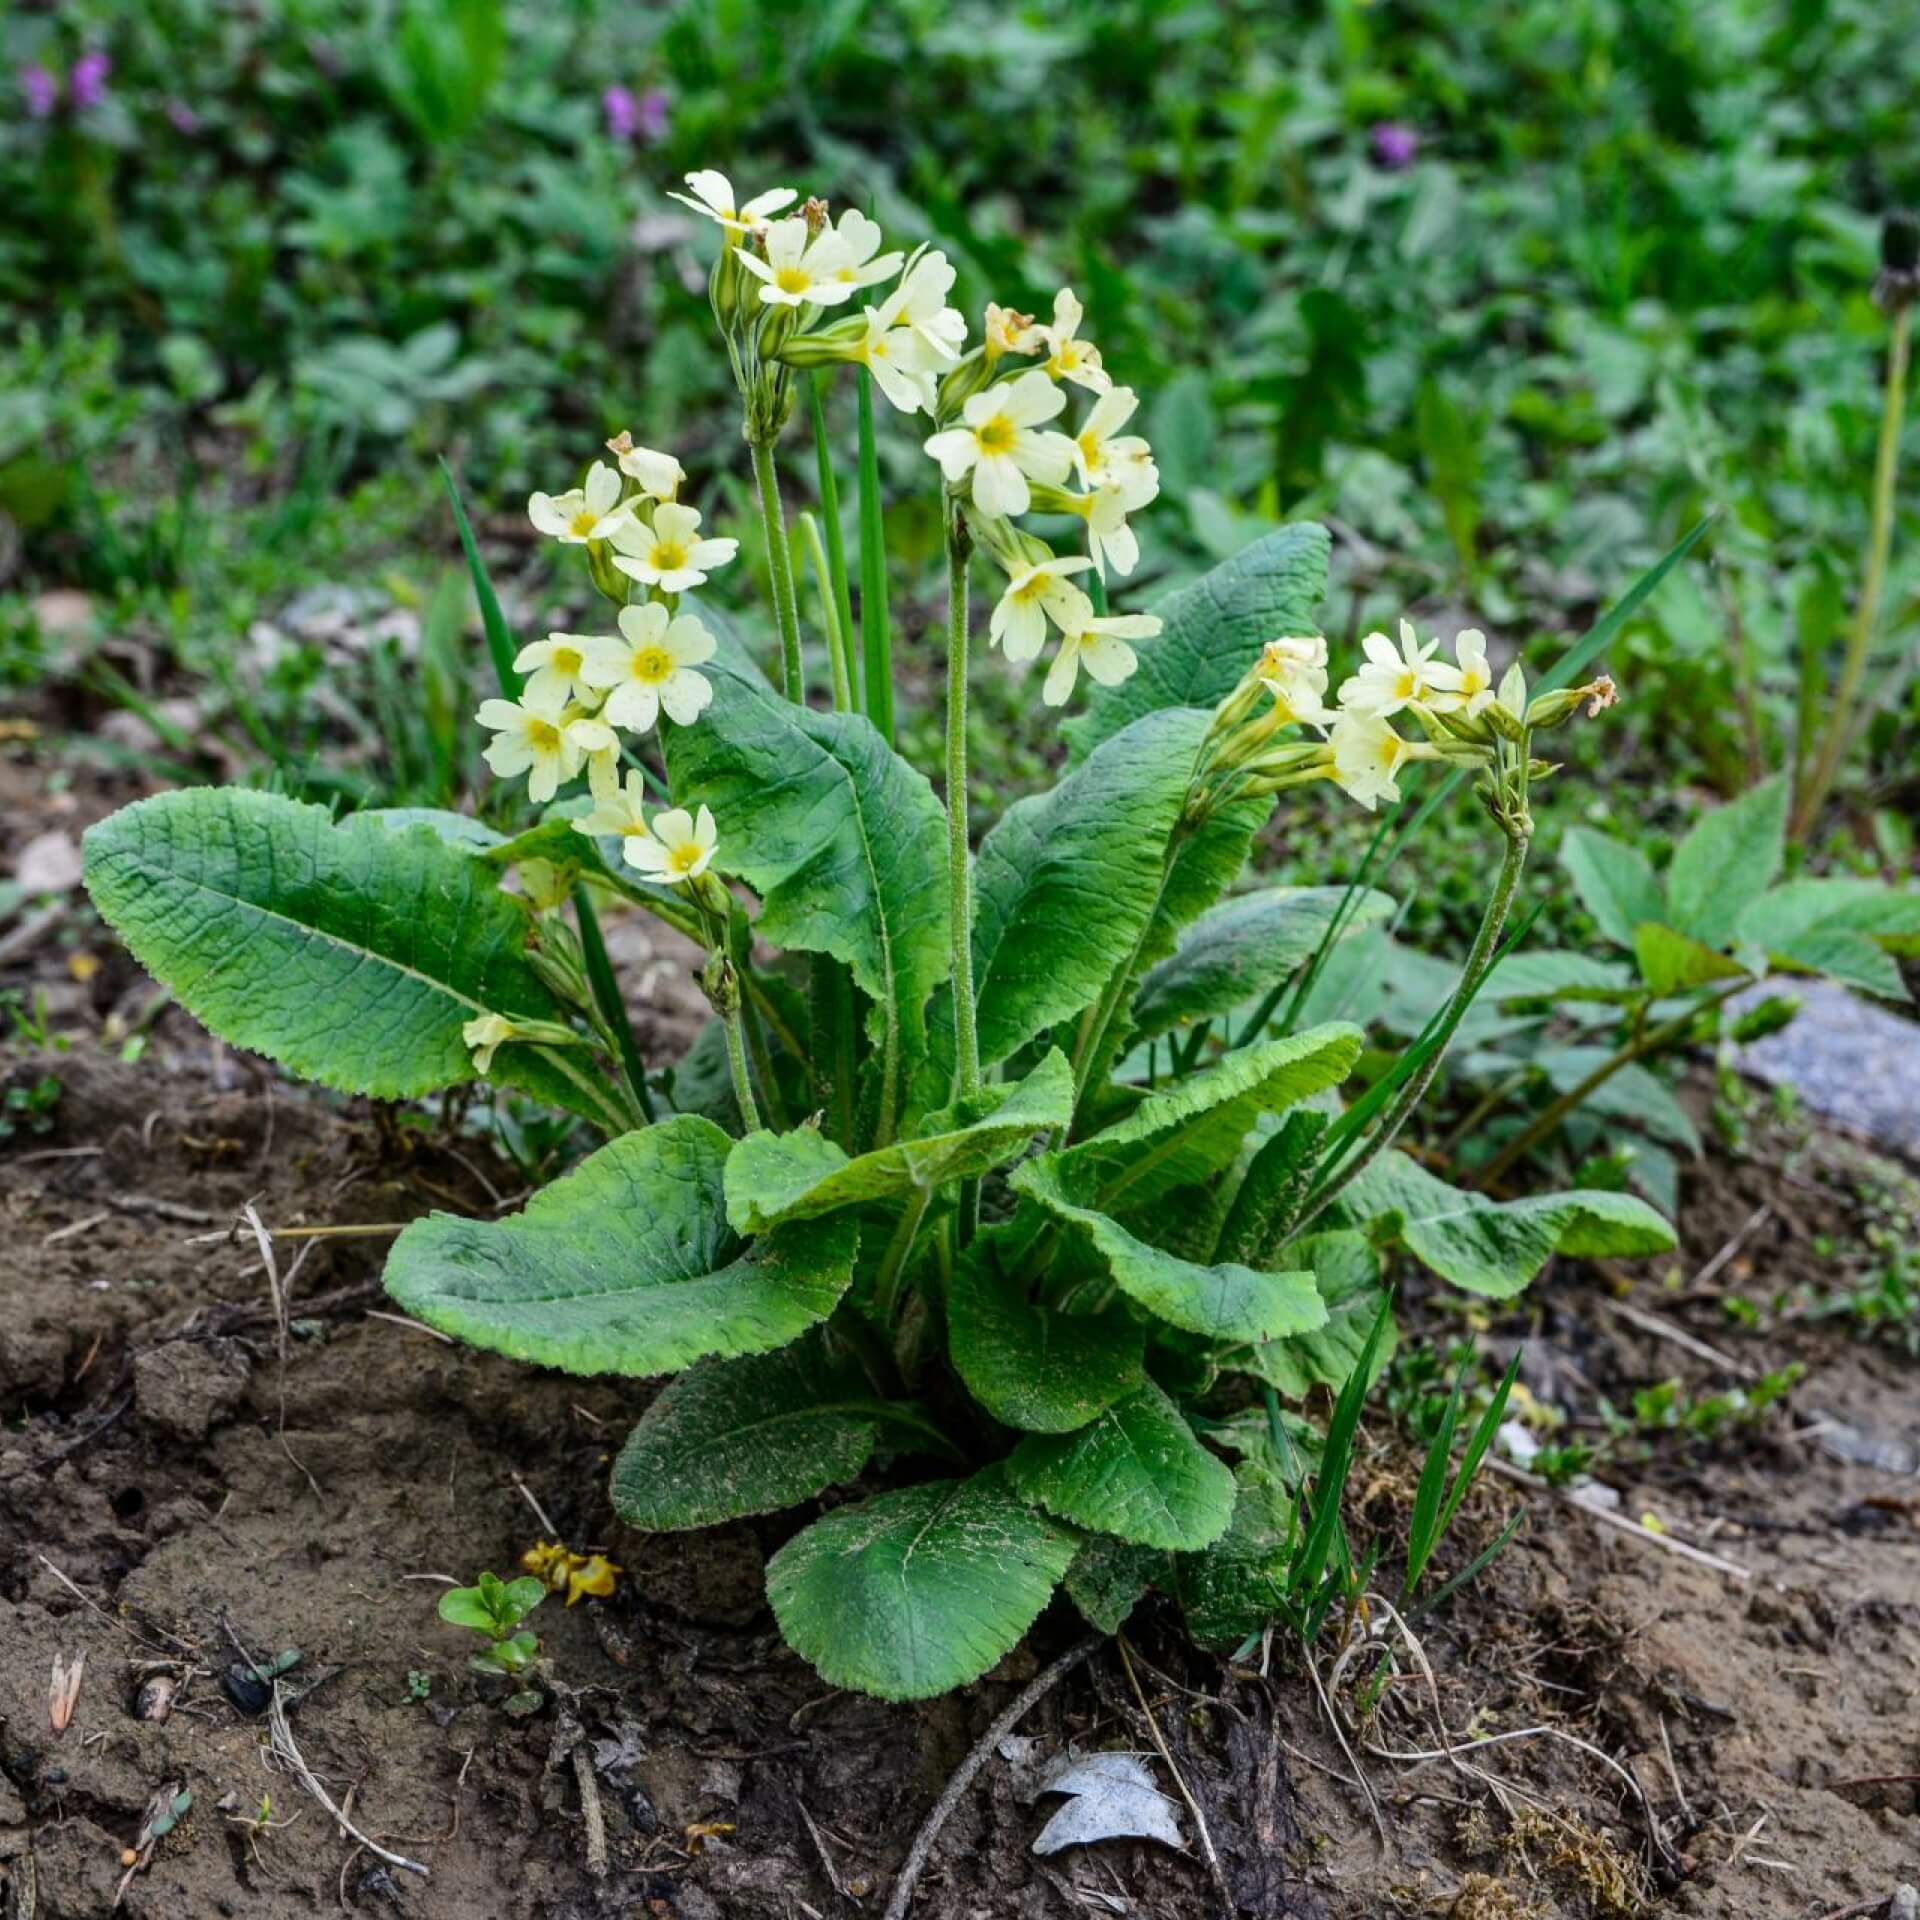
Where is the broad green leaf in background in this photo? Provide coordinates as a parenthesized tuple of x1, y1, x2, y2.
(383, 1116, 857, 1373)
(765, 1464, 1078, 1700)
(1736, 878, 1920, 1001)
(361, 806, 508, 851)
(1664, 774, 1787, 949)
(663, 651, 949, 1095)
(948, 1248, 1145, 1432)
(1042, 1024, 1364, 1213)
(1014, 1155, 1328, 1343)
(1341, 1150, 1675, 1299)
(610, 1335, 948, 1531)
(1133, 886, 1398, 1041)
(1007, 1380, 1235, 1551)
(1537, 1048, 1703, 1154)
(1632, 922, 1749, 996)
(1558, 827, 1664, 950)
(725, 1051, 1072, 1234)
(1064, 522, 1331, 761)
(1236, 1230, 1393, 1396)
(1482, 950, 1637, 1004)
(82, 789, 608, 1122)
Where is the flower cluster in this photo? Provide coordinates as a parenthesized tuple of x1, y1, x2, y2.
(1203, 620, 1618, 815)
(477, 434, 732, 881)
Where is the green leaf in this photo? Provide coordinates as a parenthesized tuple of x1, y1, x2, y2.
(1040, 1025, 1364, 1213)
(948, 1246, 1144, 1432)
(1632, 922, 1749, 995)
(1664, 775, 1788, 949)
(765, 1464, 1077, 1700)
(663, 650, 949, 1099)
(437, 1587, 499, 1633)
(724, 1051, 1072, 1234)
(1558, 828, 1664, 950)
(360, 807, 508, 851)
(383, 1115, 856, 1374)
(1007, 1381, 1234, 1551)
(82, 788, 607, 1122)
(943, 707, 1217, 1088)
(1341, 1150, 1675, 1300)
(1133, 887, 1396, 1042)
(1483, 950, 1637, 1004)
(1063, 1533, 1162, 1634)
(1736, 879, 1920, 999)
(611, 1335, 944, 1531)
(1237, 1231, 1394, 1397)
(1064, 523, 1331, 762)
(1014, 1155, 1328, 1343)
(1538, 1048, 1701, 1154)
(1168, 1461, 1295, 1649)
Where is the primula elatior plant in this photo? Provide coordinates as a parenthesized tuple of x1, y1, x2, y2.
(83, 170, 1681, 1702)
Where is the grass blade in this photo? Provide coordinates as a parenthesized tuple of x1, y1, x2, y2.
(1438, 1346, 1523, 1541)
(856, 370, 894, 744)
(439, 457, 520, 700)
(1405, 1506, 1526, 1625)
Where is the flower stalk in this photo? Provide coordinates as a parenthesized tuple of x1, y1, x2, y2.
(749, 437, 807, 702)
(945, 510, 983, 1102)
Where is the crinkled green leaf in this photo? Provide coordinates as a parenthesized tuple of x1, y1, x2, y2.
(1007, 1381, 1234, 1551)
(724, 1051, 1072, 1233)
(1133, 887, 1396, 1042)
(1665, 775, 1787, 949)
(1063, 1533, 1163, 1634)
(80, 788, 613, 1119)
(1237, 1231, 1394, 1397)
(765, 1464, 1077, 1700)
(1559, 827, 1663, 951)
(611, 1334, 946, 1531)
(383, 1116, 856, 1374)
(1168, 1461, 1295, 1649)
(1040, 1025, 1364, 1213)
(1064, 523, 1331, 762)
(948, 1245, 1144, 1432)
(1341, 1149, 1675, 1300)
(1736, 878, 1920, 1000)
(1632, 921, 1747, 995)
(1014, 1155, 1328, 1343)
(663, 650, 949, 1097)
(1138, 792, 1275, 976)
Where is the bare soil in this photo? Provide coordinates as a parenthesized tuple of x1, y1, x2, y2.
(4, 735, 1918, 1919)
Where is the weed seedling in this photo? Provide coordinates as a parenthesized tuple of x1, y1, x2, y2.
(438, 1571, 546, 1679)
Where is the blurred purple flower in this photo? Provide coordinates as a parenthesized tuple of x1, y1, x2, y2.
(636, 87, 669, 142)
(70, 50, 111, 111)
(21, 64, 59, 119)
(166, 98, 201, 135)
(1369, 121, 1419, 170)
(602, 84, 639, 141)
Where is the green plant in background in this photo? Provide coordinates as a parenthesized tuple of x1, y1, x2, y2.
(83, 172, 1690, 1702)
(438, 1570, 546, 1677)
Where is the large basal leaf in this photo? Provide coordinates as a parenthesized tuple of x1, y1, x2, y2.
(725, 1050, 1072, 1234)
(611, 1335, 946, 1531)
(1133, 886, 1397, 1041)
(1042, 1024, 1364, 1213)
(1736, 878, 1920, 1001)
(1664, 774, 1787, 949)
(1063, 1533, 1163, 1634)
(82, 788, 605, 1120)
(383, 1115, 856, 1373)
(947, 706, 1219, 1087)
(765, 1463, 1078, 1700)
(1236, 1230, 1393, 1397)
(1014, 1156, 1328, 1344)
(1558, 827, 1663, 951)
(1168, 1461, 1294, 1650)
(1340, 1149, 1675, 1300)
(1007, 1380, 1234, 1551)
(948, 1245, 1144, 1432)
(663, 650, 949, 1096)
(1064, 522, 1331, 762)
(1137, 792, 1275, 977)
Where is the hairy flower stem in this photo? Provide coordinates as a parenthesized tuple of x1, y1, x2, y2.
(749, 437, 806, 701)
(1794, 300, 1912, 838)
(945, 519, 983, 1103)
(721, 1003, 761, 1133)
(1300, 816, 1531, 1230)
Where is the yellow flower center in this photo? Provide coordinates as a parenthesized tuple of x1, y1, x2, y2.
(650, 541, 689, 574)
(1394, 670, 1420, 700)
(975, 415, 1016, 455)
(1012, 575, 1048, 604)
(527, 719, 561, 750)
(668, 842, 704, 876)
(568, 509, 598, 537)
(552, 646, 582, 676)
(1076, 428, 1102, 468)
(775, 265, 812, 295)
(632, 645, 674, 683)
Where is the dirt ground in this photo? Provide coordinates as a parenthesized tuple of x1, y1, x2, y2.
(4, 745, 1919, 1919)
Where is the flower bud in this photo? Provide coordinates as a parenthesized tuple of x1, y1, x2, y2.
(802, 195, 830, 236)
(700, 949, 741, 1016)
(775, 314, 866, 369)
(1876, 209, 1920, 313)
(586, 538, 630, 604)
(934, 347, 992, 425)
(1730, 994, 1800, 1044)
(1524, 675, 1616, 730)
(709, 241, 747, 336)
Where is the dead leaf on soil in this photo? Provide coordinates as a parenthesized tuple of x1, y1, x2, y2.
(15, 827, 83, 893)
(49, 1647, 85, 1732)
(1032, 1750, 1186, 1857)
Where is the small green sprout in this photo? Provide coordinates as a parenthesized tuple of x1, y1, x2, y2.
(406, 1669, 432, 1702)
(438, 1571, 547, 1677)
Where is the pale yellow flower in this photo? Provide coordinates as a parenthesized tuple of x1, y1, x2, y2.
(1038, 288, 1110, 392)
(1042, 593, 1158, 706)
(476, 684, 615, 803)
(1338, 621, 1464, 719)
(668, 169, 796, 233)
(1453, 629, 1494, 716)
(513, 633, 599, 709)
(606, 434, 683, 502)
(462, 1013, 516, 1074)
(574, 767, 668, 873)
(607, 502, 739, 594)
(923, 370, 1074, 517)
(527, 462, 632, 545)
(580, 603, 717, 734)
(1255, 637, 1335, 727)
(987, 556, 1095, 664)
(1330, 712, 1421, 810)
(626, 804, 719, 884)
(984, 302, 1040, 364)
(1071, 385, 1157, 505)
